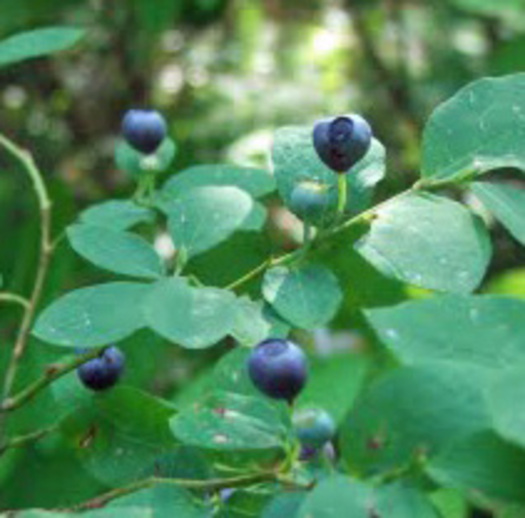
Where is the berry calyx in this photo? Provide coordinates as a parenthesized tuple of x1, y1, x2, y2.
(293, 407, 336, 449)
(313, 114, 372, 173)
(247, 338, 308, 402)
(77, 346, 125, 391)
(289, 181, 332, 223)
(121, 109, 167, 154)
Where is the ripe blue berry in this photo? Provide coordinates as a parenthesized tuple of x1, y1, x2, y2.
(289, 181, 332, 223)
(77, 346, 125, 391)
(247, 338, 308, 402)
(121, 109, 167, 154)
(293, 408, 336, 449)
(313, 114, 372, 173)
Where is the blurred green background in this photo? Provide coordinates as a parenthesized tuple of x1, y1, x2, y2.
(1, 0, 524, 395)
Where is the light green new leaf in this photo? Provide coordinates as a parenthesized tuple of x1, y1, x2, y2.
(263, 264, 342, 329)
(67, 224, 165, 279)
(170, 390, 289, 452)
(366, 295, 525, 368)
(33, 282, 151, 347)
(272, 125, 385, 225)
(340, 364, 490, 475)
(165, 186, 254, 259)
(0, 27, 84, 68)
(428, 431, 525, 504)
(160, 163, 275, 199)
(422, 74, 525, 180)
(143, 277, 238, 349)
(472, 181, 525, 245)
(79, 200, 155, 231)
(355, 193, 491, 293)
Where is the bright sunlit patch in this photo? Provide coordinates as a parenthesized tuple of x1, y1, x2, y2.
(312, 29, 339, 57)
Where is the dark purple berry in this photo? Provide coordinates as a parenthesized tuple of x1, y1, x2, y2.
(77, 346, 125, 391)
(121, 109, 167, 154)
(313, 114, 372, 173)
(247, 338, 308, 402)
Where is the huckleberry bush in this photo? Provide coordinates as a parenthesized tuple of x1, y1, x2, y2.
(0, 28, 525, 517)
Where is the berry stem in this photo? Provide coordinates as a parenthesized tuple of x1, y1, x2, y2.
(336, 174, 348, 220)
(0, 292, 30, 310)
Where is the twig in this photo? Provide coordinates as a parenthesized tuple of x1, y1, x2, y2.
(1, 348, 103, 413)
(0, 134, 53, 406)
(0, 292, 30, 310)
(0, 424, 56, 456)
(66, 471, 279, 511)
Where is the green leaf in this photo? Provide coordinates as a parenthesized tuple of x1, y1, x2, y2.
(115, 138, 177, 177)
(17, 509, 148, 518)
(272, 125, 385, 225)
(143, 278, 238, 349)
(170, 390, 290, 452)
(67, 224, 165, 279)
(79, 200, 155, 231)
(109, 485, 211, 517)
(262, 493, 306, 518)
(422, 74, 525, 180)
(355, 193, 491, 293)
(487, 363, 525, 449)
(374, 481, 441, 518)
(472, 181, 525, 245)
(297, 352, 368, 426)
(165, 186, 254, 259)
(340, 364, 490, 475)
(428, 431, 525, 504)
(262, 264, 342, 329)
(60, 386, 176, 486)
(0, 27, 84, 68)
(33, 282, 151, 347)
(366, 295, 525, 369)
(297, 475, 371, 518)
(160, 164, 275, 200)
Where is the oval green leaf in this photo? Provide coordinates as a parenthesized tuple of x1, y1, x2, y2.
(33, 282, 151, 347)
(143, 278, 238, 349)
(79, 200, 155, 231)
(67, 224, 165, 279)
(0, 27, 84, 68)
(422, 74, 525, 180)
(166, 186, 254, 259)
(262, 264, 342, 330)
(355, 193, 492, 293)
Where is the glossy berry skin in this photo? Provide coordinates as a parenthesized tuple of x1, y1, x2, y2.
(313, 114, 372, 173)
(247, 338, 308, 402)
(289, 181, 332, 223)
(293, 408, 336, 449)
(121, 109, 167, 154)
(77, 346, 125, 391)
